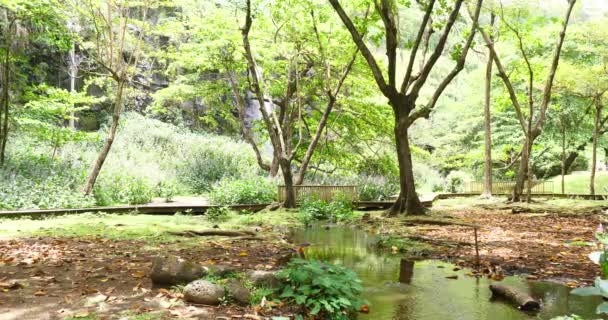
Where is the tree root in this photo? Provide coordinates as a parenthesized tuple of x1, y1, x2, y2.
(405, 235, 473, 247)
(169, 229, 256, 237)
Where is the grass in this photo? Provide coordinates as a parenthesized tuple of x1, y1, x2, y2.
(550, 171, 608, 194)
(0, 209, 301, 243)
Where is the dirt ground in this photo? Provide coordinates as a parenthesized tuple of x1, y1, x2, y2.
(0, 236, 295, 320)
(370, 204, 604, 286)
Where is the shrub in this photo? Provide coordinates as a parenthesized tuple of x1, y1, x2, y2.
(0, 175, 94, 210)
(444, 170, 471, 193)
(298, 194, 354, 225)
(209, 177, 276, 205)
(278, 259, 365, 320)
(155, 181, 179, 202)
(93, 175, 154, 206)
(205, 206, 233, 223)
(356, 176, 399, 201)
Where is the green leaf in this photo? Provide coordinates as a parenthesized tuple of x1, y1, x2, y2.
(595, 278, 608, 298)
(597, 302, 608, 314)
(310, 302, 321, 315)
(570, 286, 601, 296)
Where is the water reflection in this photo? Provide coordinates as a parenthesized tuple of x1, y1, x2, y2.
(291, 226, 606, 320)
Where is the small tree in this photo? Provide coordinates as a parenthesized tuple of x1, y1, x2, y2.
(477, 0, 577, 201)
(0, 0, 71, 165)
(239, 0, 360, 207)
(78, 0, 151, 195)
(329, 0, 483, 214)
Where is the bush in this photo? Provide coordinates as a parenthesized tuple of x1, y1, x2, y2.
(0, 175, 94, 210)
(444, 170, 471, 193)
(278, 259, 365, 320)
(155, 181, 179, 202)
(209, 177, 276, 205)
(179, 149, 258, 193)
(298, 194, 354, 225)
(356, 176, 399, 201)
(93, 176, 154, 206)
(205, 206, 233, 223)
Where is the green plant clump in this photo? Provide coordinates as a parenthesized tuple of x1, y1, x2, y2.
(298, 194, 354, 225)
(278, 259, 365, 320)
(209, 177, 276, 205)
(205, 206, 234, 223)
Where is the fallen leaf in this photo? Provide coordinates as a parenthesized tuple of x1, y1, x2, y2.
(34, 290, 46, 296)
(131, 270, 146, 278)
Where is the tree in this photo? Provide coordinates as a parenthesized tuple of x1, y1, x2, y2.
(0, 0, 72, 165)
(477, 0, 576, 202)
(78, 0, 151, 195)
(481, 13, 495, 198)
(239, 0, 361, 207)
(328, 0, 483, 214)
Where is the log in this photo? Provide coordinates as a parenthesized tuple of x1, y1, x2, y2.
(489, 284, 540, 311)
(169, 229, 256, 237)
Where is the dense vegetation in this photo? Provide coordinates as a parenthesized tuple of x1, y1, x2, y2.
(0, 0, 606, 212)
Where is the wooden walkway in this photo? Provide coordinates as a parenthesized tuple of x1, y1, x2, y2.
(0, 203, 269, 217)
(0, 192, 604, 217)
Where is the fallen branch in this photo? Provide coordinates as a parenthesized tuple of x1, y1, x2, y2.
(402, 218, 478, 228)
(490, 284, 540, 311)
(406, 235, 473, 247)
(169, 230, 256, 237)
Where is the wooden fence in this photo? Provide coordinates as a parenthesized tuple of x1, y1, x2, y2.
(277, 185, 358, 203)
(464, 181, 554, 194)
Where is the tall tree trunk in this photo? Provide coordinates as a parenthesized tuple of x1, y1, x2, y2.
(389, 110, 425, 216)
(279, 158, 296, 208)
(82, 80, 126, 195)
(561, 126, 566, 194)
(68, 43, 78, 129)
(590, 101, 601, 196)
(0, 43, 10, 166)
(512, 138, 530, 202)
(482, 17, 494, 198)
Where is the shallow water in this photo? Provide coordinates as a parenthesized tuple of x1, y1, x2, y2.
(291, 226, 606, 320)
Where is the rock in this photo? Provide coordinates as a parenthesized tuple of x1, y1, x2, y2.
(206, 264, 239, 277)
(183, 280, 225, 305)
(150, 255, 207, 286)
(225, 279, 251, 305)
(247, 270, 281, 288)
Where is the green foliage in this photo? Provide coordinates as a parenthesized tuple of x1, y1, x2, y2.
(444, 171, 471, 193)
(209, 177, 276, 205)
(1, 113, 260, 209)
(357, 176, 399, 201)
(298, 194, 354, 225)
(0, 145, 93, 210)
(93, 176, 154, 206)
(155, 181, 178, 202)
(278, 259, 364, 320)
(250, 287, 275, 306)
(205, 206, 233, 223)
(550, 316, 584, 320)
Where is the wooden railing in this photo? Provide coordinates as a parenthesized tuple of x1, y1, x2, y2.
(464, 181, 554, 194)
(277, 185, 358, 203)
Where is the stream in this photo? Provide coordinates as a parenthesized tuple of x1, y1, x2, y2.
(291, 226, 606, 320)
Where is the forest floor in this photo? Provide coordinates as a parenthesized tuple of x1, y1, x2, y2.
(0, 212, 300, 320)
(1, 197, 606, 319)
(364, 197, 607, 286)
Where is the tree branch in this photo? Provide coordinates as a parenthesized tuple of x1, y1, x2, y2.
(401, 0, 435, 94)
(410, 0, 483, 123)
(408, 0, 464, 99)
(328, 0, 391, 96)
